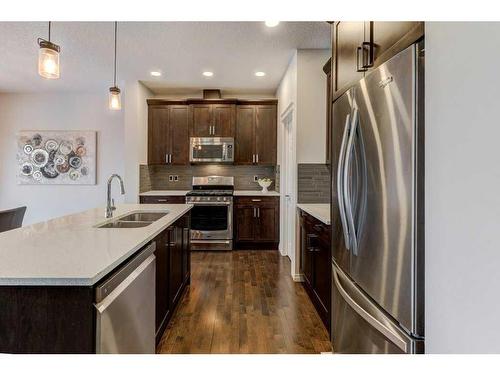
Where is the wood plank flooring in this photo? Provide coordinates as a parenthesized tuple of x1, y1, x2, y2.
(157, 250, 332, 354)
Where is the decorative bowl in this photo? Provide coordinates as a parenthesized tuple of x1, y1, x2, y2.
(257, 178, 272, 193)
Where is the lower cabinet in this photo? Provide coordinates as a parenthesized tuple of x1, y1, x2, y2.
(153, 212, 190, 344)
(299, 209, 331, 333)
(234, 196, 279, 249)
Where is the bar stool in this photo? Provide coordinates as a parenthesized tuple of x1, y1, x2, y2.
(0, 206, 27, 233)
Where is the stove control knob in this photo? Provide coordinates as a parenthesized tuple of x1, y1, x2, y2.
(217, 197, 221, 201)
(196, 197, 200, 201)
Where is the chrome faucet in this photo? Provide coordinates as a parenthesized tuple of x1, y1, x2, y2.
(105, 174, 125, 218)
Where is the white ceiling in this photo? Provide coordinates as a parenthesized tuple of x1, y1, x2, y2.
(0, 22, 330, 95)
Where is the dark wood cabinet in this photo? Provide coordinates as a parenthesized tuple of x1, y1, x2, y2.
(334, 21, 365, 92)
(190, 103, 236, 137)
(255, 105, 277, 165)
(234, 196, 279, 248)
(299, 210, 331, 332)
(235, 102, 277, 166)
(153, 212, 190, 345)
(140, 195, 186, 204)
(332, 21, 423, 99)
(235, 106, 256, 165)
(148, 102, 189, 165)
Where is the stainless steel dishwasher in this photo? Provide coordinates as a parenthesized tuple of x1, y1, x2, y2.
(95, 242, 156, 354)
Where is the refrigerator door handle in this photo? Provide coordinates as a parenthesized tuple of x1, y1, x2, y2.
(333, 265, 408, 353)
(343, 107, 360, 255)
(337, 113, 352, 249)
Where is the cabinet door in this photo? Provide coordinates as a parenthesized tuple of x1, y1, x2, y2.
(154, 231, 170, 334)
(335, 21, 365, 91)
(235, 106, 255, 165)
(255, 105, 277, 165)
(213, 104, 235, 137)
(235, 205, 255, 241)
(313, 236, 332, 328)
(169, 227, 183, 308)
(301, 221, 314, 286)
(169, 105, 189, 165)
(148, 106, 169, 165)
(191, 104, 212, 137)
(370, 22, 422, 68)
(255, 204, 278, 242)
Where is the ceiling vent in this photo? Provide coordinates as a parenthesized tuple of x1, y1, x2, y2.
(203, 89, 222, 99)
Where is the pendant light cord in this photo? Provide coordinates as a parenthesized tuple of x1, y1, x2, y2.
(113, 21, 117, 87)
(48, 21, 51, 42)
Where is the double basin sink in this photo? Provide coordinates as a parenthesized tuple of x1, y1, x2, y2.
(96, 212, 167, 228)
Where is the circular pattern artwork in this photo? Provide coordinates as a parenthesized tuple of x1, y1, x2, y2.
(23, 144, 34, 154)
(45, 139, 59, 152)
(31, 149, 49, 167)
(21, 162, 34, 176)
(17, 131, 96, 185)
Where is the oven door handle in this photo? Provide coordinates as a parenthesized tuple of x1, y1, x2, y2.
(189, 201, 232, 206)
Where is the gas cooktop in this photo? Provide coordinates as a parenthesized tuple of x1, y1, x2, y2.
(186, 189, 234, 197)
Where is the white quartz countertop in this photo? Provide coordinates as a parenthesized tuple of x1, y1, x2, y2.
(297, 204, 331, 225)
(233, 190, 280, 196)
(0, 204, 193, 286)
(139, 190, 280, 197)
(139, 190, 190, 196)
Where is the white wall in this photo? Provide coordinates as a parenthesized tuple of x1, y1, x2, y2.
(0, 93, 124, 225)
(124, 81, 153, 203)
(426, 22, 500, 353)
(296, 49, 331, 163)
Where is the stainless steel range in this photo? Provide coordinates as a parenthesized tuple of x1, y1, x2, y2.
(186, 176, 234, 251)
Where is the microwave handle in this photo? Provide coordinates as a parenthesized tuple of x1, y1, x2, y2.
(222, 143, 227, 160)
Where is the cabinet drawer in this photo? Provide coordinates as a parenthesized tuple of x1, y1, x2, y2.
(140, 196, 186, 204)
(234, 196, 279, 206)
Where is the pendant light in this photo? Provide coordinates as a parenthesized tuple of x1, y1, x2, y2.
(109, 21, 121, 110)
(37, 21, 60, 79)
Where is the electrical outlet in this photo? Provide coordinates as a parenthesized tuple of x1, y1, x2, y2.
(169, 175, 174, 182)
(253, 175, 259, 182)
(174, 175, 179, 182)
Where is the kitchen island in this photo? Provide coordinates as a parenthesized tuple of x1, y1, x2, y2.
(0, 203, 192, 353)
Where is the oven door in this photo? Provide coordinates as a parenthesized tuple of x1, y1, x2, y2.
(190, 201, 232, 240)
(189, 137, 234, 163)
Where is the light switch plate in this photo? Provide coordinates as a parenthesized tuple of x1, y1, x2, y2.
(174, 175, 179, 182)
(169, 175, 174, 182)
(253, 175, 259, 182)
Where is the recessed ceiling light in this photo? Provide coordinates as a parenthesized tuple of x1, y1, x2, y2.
(203, 71, 214, 77)
(255, 71, 266, 77)
(150, 71, 162, 77)
(265, 21, 280, 28)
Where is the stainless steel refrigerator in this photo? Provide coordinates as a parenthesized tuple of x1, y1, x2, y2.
(331, 41, 425, 354)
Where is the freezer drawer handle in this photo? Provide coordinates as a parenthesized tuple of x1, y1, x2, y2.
(333, 266, 407, 352)
(337, 113, 351, 249)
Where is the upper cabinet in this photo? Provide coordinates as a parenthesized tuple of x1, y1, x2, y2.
(147, 99, 277, 166)
(189, 102, 236, 137)
(332, 21, 423, 98)
(235, 102, 277, 166)
(148, 102, 189, 165)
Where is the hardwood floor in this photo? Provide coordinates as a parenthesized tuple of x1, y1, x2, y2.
(157, 250, 332, 354)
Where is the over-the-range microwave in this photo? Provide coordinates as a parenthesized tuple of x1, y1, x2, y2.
(189, 137, 234, 163)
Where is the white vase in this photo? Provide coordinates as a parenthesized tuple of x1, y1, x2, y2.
(258, 180, 272, 193)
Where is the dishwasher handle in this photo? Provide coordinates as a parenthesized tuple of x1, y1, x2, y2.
(95, 241, 156, 303)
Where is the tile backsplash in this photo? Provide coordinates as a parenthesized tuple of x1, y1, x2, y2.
(297, 164, 331, 203)
(140, 164, 277, 192)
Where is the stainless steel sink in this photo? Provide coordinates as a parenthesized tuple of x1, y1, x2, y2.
(96, 211, 168, 229)
(97, 221, 154, 229)
(118, 212, 167, 222)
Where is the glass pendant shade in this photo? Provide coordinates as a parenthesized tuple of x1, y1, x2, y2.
(38, 40, 60, 79)
(109, 87, 121, 110)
